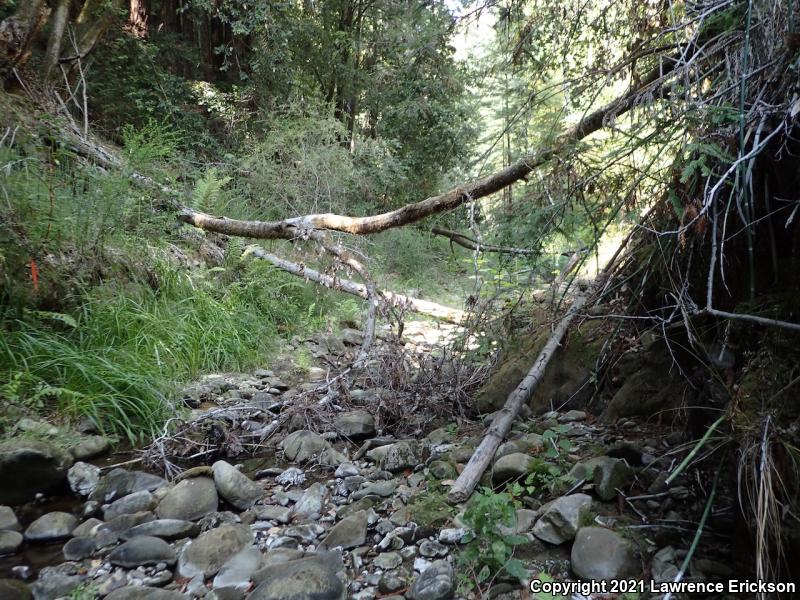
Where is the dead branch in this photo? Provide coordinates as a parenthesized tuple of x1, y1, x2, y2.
(431, 227, 537, 255)
(247, 246, 466, 324)
(178, 53, 680, 240)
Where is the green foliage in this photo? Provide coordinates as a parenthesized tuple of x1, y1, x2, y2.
(458, 488, 529, 591)
(191, 167, 232, 213)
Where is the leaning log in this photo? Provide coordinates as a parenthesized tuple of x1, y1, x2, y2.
(446, 285, 592, 503)
(248, 246, 466, 324)
(447, 208, 654, 503)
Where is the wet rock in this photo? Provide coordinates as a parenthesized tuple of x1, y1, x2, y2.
(0, 530, 23, 555)
(104, 490, 157, 521)
(292, 482, 327, 521)
(333, 410, 375, 439)
(213, 461, 263, 510)
(62, 536, 95, 560)
(69, 435, 110, 460)
(179, 524, 253, 578)
(319, 510, 367, 550)
(248, 551, 345, 600)
(105, 587, 186, 600)
(532, 494, 592, 545)
(24, 512, 78, 543)
(0, 579, 32, 600)
(212, 545, 262, 592)
(593, 457, 633, 501)
(67, 462, 100, 497)
(281, 430, 330, 463)
(157, 477, 219, 521)
(492, 453, 536, 482)
(0, 439, 73, 505)
(408, 559, 454, 600)
(71, 518, 102, 537)
(571, 527, 638, 580)
(122, 519, 200, 541)
(90, 468, 167, 503)
(108, 535, 176, 568)
(0, 507, 20, 532)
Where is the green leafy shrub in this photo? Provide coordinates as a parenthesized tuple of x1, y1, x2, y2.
(458, 488, 529, 591)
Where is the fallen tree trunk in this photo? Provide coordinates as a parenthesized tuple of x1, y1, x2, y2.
(447, 212, 651, 503)
(248, 246, 466, 324)
(447, 284, 592, 503)
(178, 53, 680, 240)
(431, 227, 537, 256)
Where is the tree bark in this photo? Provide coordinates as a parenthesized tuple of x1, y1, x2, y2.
(248, 246, 466, 323)
(43, 0, 70, 80)
(128, 0, 149, 38)
(178, 53, 679, 240)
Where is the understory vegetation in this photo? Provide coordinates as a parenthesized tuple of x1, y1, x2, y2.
(2, 0, 800, 590)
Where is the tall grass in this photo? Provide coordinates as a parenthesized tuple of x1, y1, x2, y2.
(0, 259, 326, 442)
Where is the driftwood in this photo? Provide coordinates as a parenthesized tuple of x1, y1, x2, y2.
(248, 246, 466, 324)
(431, 227, 537, 255)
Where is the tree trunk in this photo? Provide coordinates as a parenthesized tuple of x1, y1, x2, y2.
(43, 0, 70, 80)
(128, 0, 149, 38)
(447, 284, 592, 503)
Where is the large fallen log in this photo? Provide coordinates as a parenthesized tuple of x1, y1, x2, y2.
(178, 52, 680, 240)
(247, 246, 466, 324)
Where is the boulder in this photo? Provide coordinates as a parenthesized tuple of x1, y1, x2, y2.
(178, 524, 252, 578)
(62, 536, 96, 561)
(90, 468, 167, 503)
(156, 477, 218, 521)
(212, 545, 263, 592)
(380, 441, 419, 472)
(108, 535, 177, 568)
(0, 506, 20, 531)
(24, 512, 78, 543)
(280, 430, 330, 463)
(593, 457, 633, 501)
(532, 494, 592, 545)
(69, 436, 110, 461)
(122, 519, 199, 541)
(319, 510, 367, 550)
(333, 410, 375, 439)
(0, 439, 73, 505)
(104, 490, 157, 521)
(67, 462, 100, 497)
(212, 461, 263, 510)
(408, 560, 455, 600)
(0, 530, 22, 555)
(492, 453, 536, 482)
(292, 483, 327, 521)
(248, 552, 345, 600)
(571, 527, 638, 580)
